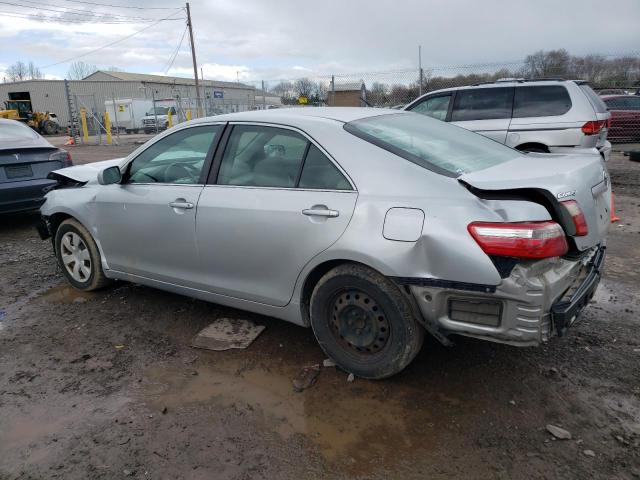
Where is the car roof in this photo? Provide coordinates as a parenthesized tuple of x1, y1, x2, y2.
(189, 107, 403, 126)
(416, 79, 580, 98)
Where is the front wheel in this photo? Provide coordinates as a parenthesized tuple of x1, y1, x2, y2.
(54, 218, 112, 291)
(310, 263, 424, 379)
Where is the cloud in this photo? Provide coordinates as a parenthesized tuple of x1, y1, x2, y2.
(0, 0, 638, 83)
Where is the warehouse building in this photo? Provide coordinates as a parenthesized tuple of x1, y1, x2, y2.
(0, 71, 257, 127)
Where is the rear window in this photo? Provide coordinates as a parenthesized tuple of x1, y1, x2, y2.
(344, 113, 521, 177)
(578, 83, 608, 113)
(513, 86, 572, 117)
(604, 96, 640, 110)
(0, 122, 40, 141)
(450, 87, 513, 121)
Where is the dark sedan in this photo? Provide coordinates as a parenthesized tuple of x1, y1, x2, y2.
(0, 119, 72, 214)
(601, 95, 640, 142)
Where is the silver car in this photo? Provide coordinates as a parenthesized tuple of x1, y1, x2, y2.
(404, 79, 612, 161)
(38, 108, 610, 378)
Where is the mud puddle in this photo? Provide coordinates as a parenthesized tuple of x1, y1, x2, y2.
(39, 284, 97, 304)
(136, 357, 442, 474)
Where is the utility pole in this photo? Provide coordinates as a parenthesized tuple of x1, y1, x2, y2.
(418, 45, 423, 96)
(186, 2, 202, 117)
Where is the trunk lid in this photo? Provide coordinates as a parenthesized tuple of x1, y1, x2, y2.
(0, 147, 60, 183)
(459, 152, 610, 251)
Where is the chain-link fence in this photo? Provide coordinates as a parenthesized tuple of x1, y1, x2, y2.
(243, 52, 640, 143)
(58, 51, 640, 145)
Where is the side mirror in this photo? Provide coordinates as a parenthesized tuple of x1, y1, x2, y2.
(97, 165, 122, 185)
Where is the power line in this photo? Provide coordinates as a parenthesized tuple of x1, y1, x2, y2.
(7, 0, 161, 21)
(39, 10, 185, 69)
(0, 1, 164, 22)
(58, 0, 182, 10)
(164, 25, 188, 74)
(0, 10, 183, 24)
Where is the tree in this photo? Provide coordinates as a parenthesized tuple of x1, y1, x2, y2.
(522, 49, 570, 78)
(27, 62, 42, 80)
(293, 78, 314, 99)
(67, 61, 98, 80)
(7, 61, 28, 82)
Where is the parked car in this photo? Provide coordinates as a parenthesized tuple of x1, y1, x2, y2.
(0, 118, 72, 214)
(404, 79, 612, 161)
(141, 105, 178, 134)
(601, 95, 640, 142)
(38, 108, 610, 378)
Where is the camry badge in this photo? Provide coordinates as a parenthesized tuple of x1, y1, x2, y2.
(556, 190, 576, 199)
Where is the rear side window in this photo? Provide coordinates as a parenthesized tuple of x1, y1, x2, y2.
(451, 87, 513, 121)
(578, 83, 608, 113)
(513, 86, 572, 117)
(298, 144, 351, 190)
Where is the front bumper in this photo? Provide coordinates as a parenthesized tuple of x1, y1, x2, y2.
(406, 246, 605, 346)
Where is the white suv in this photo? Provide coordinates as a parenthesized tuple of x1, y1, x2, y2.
(404, 79, 611, 160)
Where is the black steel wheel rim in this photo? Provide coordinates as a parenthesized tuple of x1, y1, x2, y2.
(329, 288, 390, 355)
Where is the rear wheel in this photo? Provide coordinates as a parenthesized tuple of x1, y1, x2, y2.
(310, 263, 424, 379)
(54, 219, 111, 291)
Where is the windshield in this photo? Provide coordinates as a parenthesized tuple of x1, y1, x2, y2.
(344, 113, 521, 177)
(0, 121, 40, 141)
(146, 107, 170, 115)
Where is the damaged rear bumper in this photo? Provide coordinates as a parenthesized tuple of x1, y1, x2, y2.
(402, 246, 605, 346)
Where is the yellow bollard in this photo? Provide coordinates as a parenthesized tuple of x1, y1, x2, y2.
(168, 109, 173, 129)
(186, 109, 192, 121)
(80, 108, 89, 143)
(104, 111, 112, 145)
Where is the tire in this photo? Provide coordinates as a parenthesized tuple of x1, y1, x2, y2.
(54, 218, 111, 291)
(41, 120, 57, 136)
(310, 263, 424, 379)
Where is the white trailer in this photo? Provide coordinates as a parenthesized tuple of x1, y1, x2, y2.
(104, 98, 153, 133)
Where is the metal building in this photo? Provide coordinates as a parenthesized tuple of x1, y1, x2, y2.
(0, 71, 257, 127)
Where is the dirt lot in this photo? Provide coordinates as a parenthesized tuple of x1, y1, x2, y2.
(0, 144, 639, 480)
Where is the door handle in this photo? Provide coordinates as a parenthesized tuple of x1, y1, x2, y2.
(302, 208, 339, 218)
(168, 201, 194, 209)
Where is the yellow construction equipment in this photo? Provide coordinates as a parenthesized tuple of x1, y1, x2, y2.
(1, 100, 60, 135)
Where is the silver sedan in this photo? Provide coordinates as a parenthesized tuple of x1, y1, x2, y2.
(39, 108, 610, 378)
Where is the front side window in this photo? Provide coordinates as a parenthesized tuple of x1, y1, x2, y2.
(410, 94, 452, 120)
(451, 87, 513, 121)
(513, 86, 572, 117)
(128, 125, 220, 184)
(344, 113, 521, 177)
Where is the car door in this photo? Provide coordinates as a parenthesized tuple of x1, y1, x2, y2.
(94, 124, 223, 286)
(450, 87, 513, 144)
(195, 123, 358, 307)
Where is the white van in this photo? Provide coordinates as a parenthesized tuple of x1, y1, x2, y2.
(404, 79, 611, 160)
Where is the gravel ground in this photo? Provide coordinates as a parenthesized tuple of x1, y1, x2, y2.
(0, 144, 638, 480)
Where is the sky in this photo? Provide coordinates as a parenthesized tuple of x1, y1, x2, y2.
(0, 0, 639, 85)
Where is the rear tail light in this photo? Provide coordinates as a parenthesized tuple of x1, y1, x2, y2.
(560, 200, 588, 236)
(468, 221, 568, 259)
(49, 149, 73, 167)
(581, 120, 607, 135)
